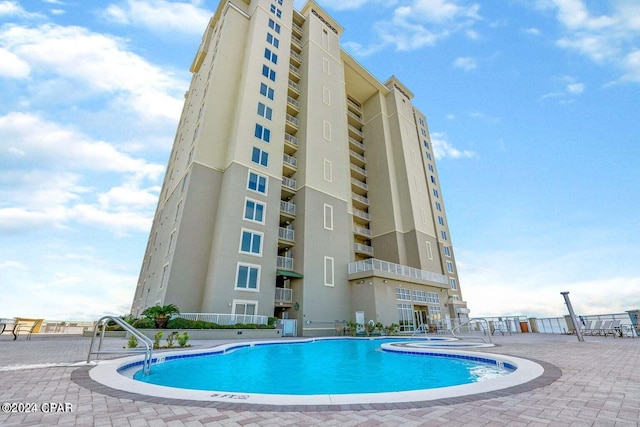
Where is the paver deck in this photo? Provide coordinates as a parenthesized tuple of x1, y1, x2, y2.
(1, 332, 638, 426)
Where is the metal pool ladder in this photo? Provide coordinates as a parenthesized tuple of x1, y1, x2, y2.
(87, 316, 154, 375)
(451, 318, 493, 343)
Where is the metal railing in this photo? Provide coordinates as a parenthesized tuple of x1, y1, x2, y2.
(451, 318, 493, 343)
(282, 176, 296, 190)
(280, 200, 296, 216)
(278, 227, 295, 241)
(178, 313, 268, 325)
(289, 64, 301, 77)
(351, 178, 368, 191)
(286, 114, 299, 127)
(350, 164, 367, 176)
(277, 256, 294, 270)
(283, 153, 297, 168)
(349, 149, 366, 163)
(287, 96, 299, 109)
(354, 243, 374, 255)
(351, 192, 370, 205)
(348, 125, 363, 137)
(275, 287, 293, 302)
(284, 133, 298, 147)
(352, 208, 371, 220)
(87, 316, 153, 375)
(348, 259, 448, 284)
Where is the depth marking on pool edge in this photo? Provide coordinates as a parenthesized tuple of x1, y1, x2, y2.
(210, 393, 250, 400)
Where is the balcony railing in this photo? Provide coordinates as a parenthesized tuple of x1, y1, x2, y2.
(179, 313, 268, 325)
(353, 208, 371, 220)
(350, 164, 367, 177)
(278, 227, 295, 241)
(351, 192, 369, 205)
(285, 133, 298, 147)
(348, 259, 448, 284)
(348, 125, 363, 137)
(287, 96, 300, 109)
(275, 287, 293, 302)
(289, 64, 301, 77)
(290, 50, 301, 63)
(283, 153, 297, 168)
(349, 149, 366, 163)
(280, 200, 296, 216)
(354, 243, 374, 255)
(288, 80, 300, 92)
(286, 114, 299, 127)
(347, 110, 363, 123)
(351, 177, 368, 191)
(277, 256, 294, 270)
(349, 137, 365, 150)
(353, 224, 372, 237)
(292, 22, 302, 35)
(282, 176, 296, 189)
(291, 35, 302, 49)
(347, 97, 362, 112)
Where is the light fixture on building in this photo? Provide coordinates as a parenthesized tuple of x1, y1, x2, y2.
(357, 280, 364, 284)
(294, 302, 300, 310)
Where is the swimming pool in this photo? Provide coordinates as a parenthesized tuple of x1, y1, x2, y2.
(89, 337, 545, 406)
(130, 338, 510, 394)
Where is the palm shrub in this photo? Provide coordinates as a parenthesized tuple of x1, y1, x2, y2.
(142, 304, 180, 329)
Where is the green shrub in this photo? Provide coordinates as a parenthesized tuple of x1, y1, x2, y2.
(105, 325, 124, 331)
(132, 318, 155, 329)
(153, 331, 163, 349)
(177, 332, 190, 347)
(267, 317, 278, 326)
(127, 335, 138, 348)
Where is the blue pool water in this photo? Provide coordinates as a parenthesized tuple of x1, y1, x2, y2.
(131, 339, 513, 395)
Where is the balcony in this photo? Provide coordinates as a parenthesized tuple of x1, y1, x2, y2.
(351, 177, 368, 194)
(287, 95, 300, 112)
(288, 79, 300, 94)
(289, 64, 301, 81)
(348, 258, 448, 285)
(353, 224, 372, 238)
(290, 49, 301, 65)
(354, 243, 374, 256)
(291, 35, 302, 52)
(277, 256, 294, 270)
(292, 22, 303, 37)
(353, 208, 371, 221)
(348, 125, 363, 140)
(349, 149, 366, 166)
(349, 137, 365, 152)
(351, 192, 369, 209)
(282, 176, 297, 196)
(285, 113, 299, 134)
(275, 287, 293, 304)
(350, 163, 367, 178)
(284, 133, 298, 155)
(280, 200, 296, 217)
(282, 153, 297, 175)
(278, 227, 295, 248)
(347, 110, 363, 127)
(347, 97, 362, 113)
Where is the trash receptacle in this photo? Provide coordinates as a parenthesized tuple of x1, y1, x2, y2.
(519, 321, 529, 333)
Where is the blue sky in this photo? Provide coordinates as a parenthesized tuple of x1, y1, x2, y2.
(1, 0, 639, 321)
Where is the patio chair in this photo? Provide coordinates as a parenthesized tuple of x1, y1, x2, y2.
(597, 320, 613, 336)
(585, 320, 602, 336)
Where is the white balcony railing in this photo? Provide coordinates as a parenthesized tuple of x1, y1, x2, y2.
(290, 50, 301, 62)
(348, 125, 363, 137)
(351, 177, 368, 191)
(350, 164, 367, 176)
(347, 97, 362, 112)
(178, 313, 268, 325)
(348, 259, 448, 284)
(286, 114, 299, 127)
(285, 133, 298, 147)
(289, 64, 301, 77)
(275, 287, 293, 302)
(349, 149, 366, 163)
(287, 96, 300, 109)
(283, 153, 297, 168)
(353, 208, 371, 220)
(347, 110, 363, 123)
(280, 200, 296, 216)
(282, 176, 296, 190)
(354, 243, 374, 255)
(288, 80, 300, 92)
(351, 192, 369, 205)
(277, 256, 294, 270)
(349, 137, 365, 150)
(278, 227, 295, 241)
(353, 225, 372, 237)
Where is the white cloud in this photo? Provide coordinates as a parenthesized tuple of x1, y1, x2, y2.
(103, 0, 212, 34)
(453, 56, 477, 71)
(566, 82, 584, 94)
(0, 47, 30, 78)
(0, 23, 185, 120)
(523, 27, 541, 35)
(431, 132, 475, 159)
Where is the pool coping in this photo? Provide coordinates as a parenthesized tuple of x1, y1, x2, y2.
(77, 337, 561, 410)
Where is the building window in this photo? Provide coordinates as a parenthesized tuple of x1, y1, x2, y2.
(427, 292, 440, 304)
(192, 125, 199, 142)
(429, 305, 442, 322)
(449, 277, 457, 290)
(452, 294, 460, 301)
(268, 18, 280, 34)
(323, 159, 332, 182)
(269, 4, 282, 18)
(446, 261, 454, 273)
(266, 33, 279, 48)
(426, 241, 433, 260)
(431, 176, 436, 184)
(396, 287, 411, 301)
(247, 171, 267, 194)
(264, 48, 278, 64)
(254, 124, 271, 142)
(321, 29, 329, 49)
(397, 303, 413, 332)
(174, 200, 182, 222)
(160, 264, 169, 289)
(433, 189, 439, 198)
(324, 256, 334, 287)
(438, 216, 445, 226)
(251, 147, 269, 167)
(260, 83, 275, 100)
(167, 230, 175, 255)
(435, 202, 442, 212)
(262, 64, 276, 81)
(233, 300, 257, 315)
(412, 290, 427, 303)
(426, 152, 432, 160)
(443, 245, 451, 257)
(244, 198, 265, 223)
(236, 263, 260, 290)
(441, 230, 447, 241)
(257, 102, 273, 120)
(428, 163, 434, 172)
(324, 204, 333, 230)
(240, 229, 263, 256)
(323, 120, 331, 140)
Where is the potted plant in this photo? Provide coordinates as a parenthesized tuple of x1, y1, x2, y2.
(142, 304, 180, 329)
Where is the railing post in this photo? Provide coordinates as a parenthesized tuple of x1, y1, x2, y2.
(561, 292, 584, 342)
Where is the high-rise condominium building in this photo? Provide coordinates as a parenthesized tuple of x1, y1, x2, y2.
(131, 0, 469, 336)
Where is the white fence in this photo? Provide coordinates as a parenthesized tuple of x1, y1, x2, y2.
(178, 313, 268, 325)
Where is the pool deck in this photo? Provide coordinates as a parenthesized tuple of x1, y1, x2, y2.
(1, 333, 639, 426)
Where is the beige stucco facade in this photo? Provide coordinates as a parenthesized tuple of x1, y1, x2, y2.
(131, 0, 469, 336)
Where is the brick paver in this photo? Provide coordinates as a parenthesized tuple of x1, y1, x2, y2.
(1, 333, 639, 426)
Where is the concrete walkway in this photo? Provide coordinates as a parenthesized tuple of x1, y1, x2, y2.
(0, 333, 638, 426)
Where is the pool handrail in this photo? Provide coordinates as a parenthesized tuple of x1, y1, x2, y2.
(451, 318, 493, 343)
(87, 316, 153, 375)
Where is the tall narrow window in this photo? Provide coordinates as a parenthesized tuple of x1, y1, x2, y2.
(244, 199, 265, 223)
(254, 124, 271, 142)
(257, 102, 272, 120)
(268, 19, 280, 33)
(174, 200, 182, 222)
(160, 264, 169, 289)
(247, 171, 267, 194)
(324, 256, 334, 286)
(259, 83, 275, 100)
(167, 230, 175, 255)
(236, 263, 260, 290)
(322, 29, 329, 49)
(261, 65, 276, 81)
(240, 229, 263, 256)
(446, 261, 454, 273)
(443, 245, 451, 257)
(426, 241, 433, 260)
(449, 278, 457, 290)
(266, 33, 279, 48)
(264, 48, 278, 64)
(324, 204, 333, 230)
(251, 147, 269, 167)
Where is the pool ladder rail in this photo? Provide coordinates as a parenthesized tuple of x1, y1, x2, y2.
(451, 318, 493, 343)
(87, 315, 154, 375)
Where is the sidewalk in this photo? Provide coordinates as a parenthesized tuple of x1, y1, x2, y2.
(1, 333, 639, 426)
